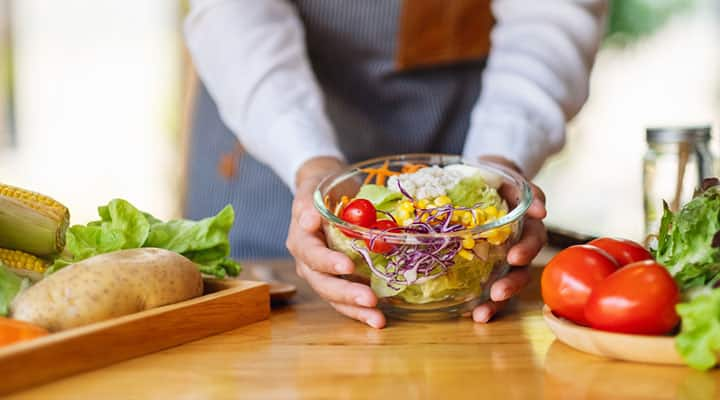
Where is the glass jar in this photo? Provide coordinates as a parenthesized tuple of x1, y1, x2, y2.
(643, 126, 714, 236)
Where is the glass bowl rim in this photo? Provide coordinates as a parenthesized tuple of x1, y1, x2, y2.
(312, 153, 533, 240)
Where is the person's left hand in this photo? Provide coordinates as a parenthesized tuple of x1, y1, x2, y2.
(470, 156, 548, 323)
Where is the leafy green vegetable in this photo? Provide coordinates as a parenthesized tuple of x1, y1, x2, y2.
(49, 199, 241, 278)
(355, 184, 403, 212)
(327, 210, 500, 304)
(394, 258, 495, 304)
(447, 176, 502, 208)
(0, 264, 29, 316)
(654, 187, 720, 291)
(97, 200, 151, 248)
(676, 288, 720, 371)
(145, 205, 240, 277)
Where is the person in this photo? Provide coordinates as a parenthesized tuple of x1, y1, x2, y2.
(183, 0, 607, 328)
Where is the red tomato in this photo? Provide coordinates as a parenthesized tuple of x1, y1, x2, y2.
(541, 245, 619, 325)
(340, 199, 377, 238)
(584, 260, 679, 335)
(341, 199, 376, 227)
(587, 237, 653, 266)
(365, 219, 399, 254)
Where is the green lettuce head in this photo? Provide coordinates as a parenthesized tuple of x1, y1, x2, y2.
(49, 199, 241, 278)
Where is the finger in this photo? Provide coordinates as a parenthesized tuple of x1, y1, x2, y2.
(291, 181, 324, 232)
(531, 183, 546, 204)
(291, 199, 323, 232)
(490, 267, 531, 302)
(289, 233, 354, 274)
(528, 184, 547, 219)
(507, 219, 547, 266)
(329, 302, 386, 329)
(472, 299, 509, 323)
(300, 263, 377, 307)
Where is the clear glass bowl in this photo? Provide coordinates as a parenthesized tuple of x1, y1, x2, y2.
(313, 154, 532, 321)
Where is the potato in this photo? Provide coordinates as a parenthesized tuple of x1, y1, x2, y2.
(10, 248, 203, 331)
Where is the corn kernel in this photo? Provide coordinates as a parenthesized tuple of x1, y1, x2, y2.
(433, 196, 452, 206)
(461, 213, 474, 226)
(458, 249, 474, 260)
(451, 213, 460, 223)
(487, 234, 503, 245)
(484, 206, 498, 219)
(462, 236, 475, 249)
(397, 207, 410, 220)
(416, 199, 430, 209)
(399, 200, 414, 212)
(420, 214, 429, 223)
(479, 229, 494, 239)
(0, 248, 48, 273)
(473, 208, 486, 224)
(482, 226, 512, 245)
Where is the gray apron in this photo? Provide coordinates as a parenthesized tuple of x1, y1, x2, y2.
(185, 0, 488, 259)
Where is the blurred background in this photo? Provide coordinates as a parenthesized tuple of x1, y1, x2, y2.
(0, 0, 717, 242)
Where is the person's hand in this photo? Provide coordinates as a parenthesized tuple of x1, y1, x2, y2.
(471, 155, 548, 323)
(286, 156, 387, 328)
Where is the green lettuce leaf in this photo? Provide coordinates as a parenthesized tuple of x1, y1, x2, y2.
(49, 200, 241, 278)
(447, 176, 502, 208)
(676, 288, 720, 371)
(0, 264, 29, 316)
(654, 187, 720, 291)
(395, 257, 496, 304)
(145, 205, 240, 277)
(97, 199, 151, 248)
(355, 184, 403, 212)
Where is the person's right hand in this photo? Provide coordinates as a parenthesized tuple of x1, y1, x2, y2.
(286, 156, 387, 328)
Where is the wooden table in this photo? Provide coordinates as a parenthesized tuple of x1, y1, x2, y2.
(7, 250, 719, 399)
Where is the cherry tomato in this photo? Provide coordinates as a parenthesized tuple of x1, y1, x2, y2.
(588, 237, 653, 266)
(341, 199, 376, 227)
(585, 260, 679, 335)
(365, 219, 399, 254)
(340, 199, 377, 238)
(541, 245, 619, 325)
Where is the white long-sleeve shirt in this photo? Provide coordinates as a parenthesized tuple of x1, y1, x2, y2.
(185, 0, 606, 188)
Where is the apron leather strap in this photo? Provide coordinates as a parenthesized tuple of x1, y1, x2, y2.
(396, 0, 493, 71)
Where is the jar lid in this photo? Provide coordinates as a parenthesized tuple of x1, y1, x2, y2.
(646, 126, 711, 144)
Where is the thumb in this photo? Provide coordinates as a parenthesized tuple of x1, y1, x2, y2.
(293, 179, 323, 232)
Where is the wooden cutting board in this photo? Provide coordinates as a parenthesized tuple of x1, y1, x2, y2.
(0, 278, 270, 395)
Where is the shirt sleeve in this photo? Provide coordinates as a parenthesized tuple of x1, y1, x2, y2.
(462, 0, 608, 177)
(184, 0, 345, 189)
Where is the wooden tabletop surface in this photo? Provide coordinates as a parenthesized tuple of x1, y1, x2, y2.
(7, 249, 720, 400)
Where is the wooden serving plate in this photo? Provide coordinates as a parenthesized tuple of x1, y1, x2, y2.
(0, 278, 270, 395)
(542, 305, 692, 365)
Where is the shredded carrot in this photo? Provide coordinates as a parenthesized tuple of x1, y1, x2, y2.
(339, 195, 350, 213)
(333, 195, 350, 216)
(361, 160, 400, 186)
(401, 163, 428, 174)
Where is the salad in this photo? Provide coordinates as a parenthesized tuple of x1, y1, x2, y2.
(323, 161, 519, 308)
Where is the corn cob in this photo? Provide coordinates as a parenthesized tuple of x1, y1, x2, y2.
(0, 248, 47, 281)
(0, 183, 69, 256)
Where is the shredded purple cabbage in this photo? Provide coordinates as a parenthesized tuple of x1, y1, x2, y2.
(349, 186, 484, 289)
